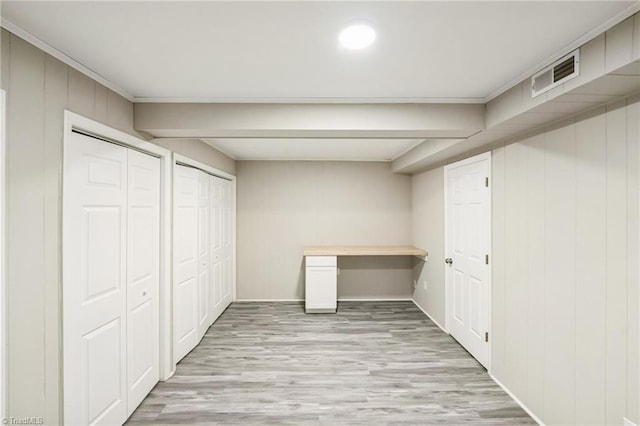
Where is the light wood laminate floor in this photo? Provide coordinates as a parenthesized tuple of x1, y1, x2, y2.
(127, 301, 534, 425)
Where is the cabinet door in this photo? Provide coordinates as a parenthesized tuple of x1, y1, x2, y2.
(305, 266, 337, 312)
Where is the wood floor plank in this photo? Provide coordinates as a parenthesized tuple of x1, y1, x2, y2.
(126, 301, 534, 425)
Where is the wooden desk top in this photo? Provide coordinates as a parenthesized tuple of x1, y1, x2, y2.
(303, 245, 427, 257)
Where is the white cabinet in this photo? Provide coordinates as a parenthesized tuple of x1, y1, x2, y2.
(305, 256, 337, 313)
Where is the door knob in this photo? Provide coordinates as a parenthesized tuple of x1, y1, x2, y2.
(445, 258, 453, 265)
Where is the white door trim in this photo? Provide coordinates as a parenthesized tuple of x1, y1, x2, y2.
(62, 111, 174, 395)
(172, 154, 237, 303)
(444, 151, 492, 372)
(0, 89, 6, 423)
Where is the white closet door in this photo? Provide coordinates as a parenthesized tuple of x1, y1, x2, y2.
(197, 171, 211, 338)
(210, 175, 233, 321)
(126, 149, 160, 414)
(173, 165, 199, 362)
(221, 179, 234, 305)
(210, 176, 225, 322)
(64, 132, 128, 426)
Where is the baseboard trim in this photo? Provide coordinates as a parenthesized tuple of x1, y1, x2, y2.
(235, 298, 413, 303)
(490, 374, 545, 426)
(624, 417, 638, 426)
(411, 299, 448, 334)
(235, 299, 304, 302)
(338, 298, 413, 302)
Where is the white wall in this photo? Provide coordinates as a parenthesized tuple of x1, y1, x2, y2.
(236, 161, 413, 300)
(411, 166, 446, 328)
(412, 96, 639, 425)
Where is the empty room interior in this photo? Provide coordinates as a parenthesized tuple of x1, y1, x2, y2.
(0, 0, 639, 425)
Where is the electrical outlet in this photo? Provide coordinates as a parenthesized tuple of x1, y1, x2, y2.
(423, 280, 428, 291)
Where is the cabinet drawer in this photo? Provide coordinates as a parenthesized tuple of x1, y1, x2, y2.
(305, 255, 337, 267)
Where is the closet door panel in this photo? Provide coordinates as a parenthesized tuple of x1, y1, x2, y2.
(173, 165, 199, 362)
(126, 149, 160, 415)
(63, 132, 128, 426)
(221, 179, 234, 305)
(197, 171, 211, 338)
(210, 176, 227, 322)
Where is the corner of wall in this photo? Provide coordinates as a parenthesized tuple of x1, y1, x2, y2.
(150, 138, 236, 175)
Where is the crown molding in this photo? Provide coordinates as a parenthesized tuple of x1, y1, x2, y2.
(1, 18, 135, 102)
(483, 1, 640, 103)
(133, 96, 485, 104)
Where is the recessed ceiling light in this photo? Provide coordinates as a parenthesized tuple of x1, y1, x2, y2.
(339, 24, 376, 50)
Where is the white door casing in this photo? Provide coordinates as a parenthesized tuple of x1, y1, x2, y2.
(63, 132, 128, 425)
(126, 149, 160, 414)
(444, 152, 491, 369)
(173, 165, 199, 362)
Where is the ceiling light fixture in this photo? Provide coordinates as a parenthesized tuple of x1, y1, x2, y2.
(339, 24, 376, 50)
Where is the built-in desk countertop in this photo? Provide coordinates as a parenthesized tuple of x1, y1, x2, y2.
(303, 246, 428, 313)
(303, 245, 428, 257)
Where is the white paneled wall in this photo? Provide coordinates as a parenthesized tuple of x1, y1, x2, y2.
(413, 95, 639, 425)
(1, 29, 138, 423)
(492, 96, 639, 425)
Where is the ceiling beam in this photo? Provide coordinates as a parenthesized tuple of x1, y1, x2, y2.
(134, 103, 485, 139)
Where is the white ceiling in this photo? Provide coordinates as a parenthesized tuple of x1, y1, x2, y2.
(202, 138, 424, 161)
(3, 1, 636, 103)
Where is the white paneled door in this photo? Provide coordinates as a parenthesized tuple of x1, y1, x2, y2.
(173, 165, 199, 362)
(64, 132, 160, 425)
(210, 175, 234, 322)
(197, 171, 211, 339)
(126, 149, 161, 413)
(210, 176, 224, 322)
(174, 165, 235, 363)
(445, 152, 491, 369)
(220, 178, 234, 307)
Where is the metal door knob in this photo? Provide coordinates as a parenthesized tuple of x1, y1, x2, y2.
(445, 258, 453, 265)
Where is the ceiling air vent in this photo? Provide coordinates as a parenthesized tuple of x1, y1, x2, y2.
(531, 49, 580, 97)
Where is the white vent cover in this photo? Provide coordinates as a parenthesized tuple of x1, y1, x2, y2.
(531, 49, 580, 97)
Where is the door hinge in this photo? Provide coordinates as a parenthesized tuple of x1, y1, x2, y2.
(485, 254, 489, 265)
(485, 332, 489, 342)
(485, 177, 489, 187)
